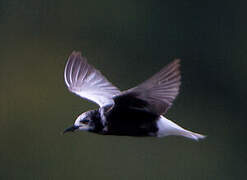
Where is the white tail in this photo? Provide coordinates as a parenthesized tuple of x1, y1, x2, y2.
(156, 116, 206, 141)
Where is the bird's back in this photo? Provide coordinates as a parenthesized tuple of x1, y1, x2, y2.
(105, 93, 159, 136)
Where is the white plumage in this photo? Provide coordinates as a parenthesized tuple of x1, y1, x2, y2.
(157, 116, 205, 140)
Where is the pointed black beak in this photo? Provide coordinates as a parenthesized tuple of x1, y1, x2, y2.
(63, 125, 80, 134)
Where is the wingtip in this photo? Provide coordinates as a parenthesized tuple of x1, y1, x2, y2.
(70, 51, 87, 63)
(173, 58, 181, 65)
(164, 58, 181, 71)
(68, 51, 79, 61)
(71, 50, 82, 56)
(77, 51, 82, 57)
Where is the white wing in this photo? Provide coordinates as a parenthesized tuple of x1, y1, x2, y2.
(64, 51, 121, 107)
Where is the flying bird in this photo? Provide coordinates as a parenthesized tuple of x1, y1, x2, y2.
(63, 51, 205, 141)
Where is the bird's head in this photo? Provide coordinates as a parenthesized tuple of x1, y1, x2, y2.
(63, 111, 93, 134)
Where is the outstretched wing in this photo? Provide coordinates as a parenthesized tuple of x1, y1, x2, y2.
(116, 59, 181, 115)
(64, 51, 121, 107)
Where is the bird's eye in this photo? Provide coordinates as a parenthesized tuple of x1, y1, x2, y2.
(80, 119, 89, 124)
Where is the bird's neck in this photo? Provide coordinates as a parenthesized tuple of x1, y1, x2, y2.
(89, 109, 105, 133)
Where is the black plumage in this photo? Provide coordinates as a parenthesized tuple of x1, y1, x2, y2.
(105, 93, 159, 136)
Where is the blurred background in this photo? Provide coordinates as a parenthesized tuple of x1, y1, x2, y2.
(0, 0, 246, 179)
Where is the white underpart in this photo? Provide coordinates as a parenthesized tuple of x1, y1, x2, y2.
(157, 116, 206, 141)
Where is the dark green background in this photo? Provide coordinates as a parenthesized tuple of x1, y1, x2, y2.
(0, 0, 246, 179)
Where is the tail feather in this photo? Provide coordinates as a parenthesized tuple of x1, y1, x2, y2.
(157, 116, 206, 141)
(178, 129, 206, 141)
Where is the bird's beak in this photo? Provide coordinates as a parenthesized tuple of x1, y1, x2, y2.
(63, 125, 80, 134)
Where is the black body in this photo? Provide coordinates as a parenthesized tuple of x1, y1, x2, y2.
(90, 93, 159, 136)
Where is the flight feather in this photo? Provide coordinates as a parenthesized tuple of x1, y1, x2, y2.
(64, 51, 121, 107)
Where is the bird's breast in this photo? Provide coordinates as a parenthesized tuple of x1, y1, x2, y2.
(103, 107, 159, 136)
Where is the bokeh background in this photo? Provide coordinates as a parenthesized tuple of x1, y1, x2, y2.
(0, 0, 246, 179)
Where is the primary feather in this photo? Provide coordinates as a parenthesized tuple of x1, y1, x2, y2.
(119, 59, 181, 115)
(64, 51, 121, 107)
